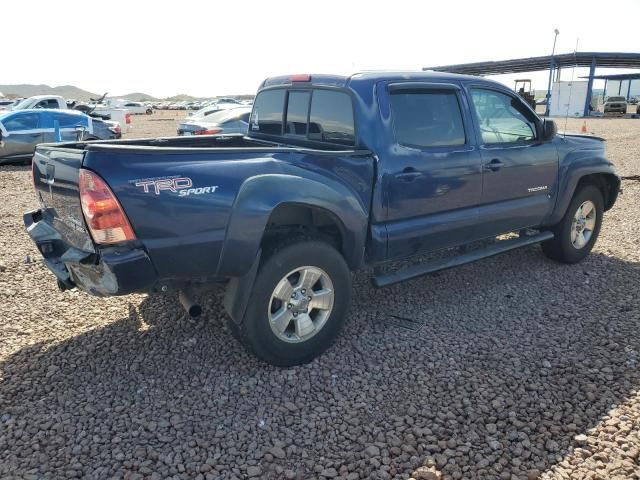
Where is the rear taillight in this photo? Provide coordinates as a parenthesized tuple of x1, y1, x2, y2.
(79, 169, 135, 244)
(109, 125, 121, 134)
(125, 113, 131, 125)
(194, 128, 222, 135)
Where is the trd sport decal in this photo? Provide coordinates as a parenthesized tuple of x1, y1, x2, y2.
(131, 176, 219, 196)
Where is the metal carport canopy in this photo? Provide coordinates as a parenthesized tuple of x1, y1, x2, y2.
(423, 52, 640, 75)
(581, 73, 640, 80)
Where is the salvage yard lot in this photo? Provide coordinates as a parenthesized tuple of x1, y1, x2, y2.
(1, 116, 639, 479)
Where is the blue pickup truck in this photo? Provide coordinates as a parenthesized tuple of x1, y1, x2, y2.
(25, 72, 620, 365)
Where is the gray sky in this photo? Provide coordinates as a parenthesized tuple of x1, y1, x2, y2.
(4, 0, 640, 97)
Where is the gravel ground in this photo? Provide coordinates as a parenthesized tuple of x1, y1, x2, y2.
(1, 117, 639, 480)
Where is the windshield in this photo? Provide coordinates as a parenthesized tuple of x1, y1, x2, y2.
(11, 98, 33, 109)
(608, 97, 626, 102)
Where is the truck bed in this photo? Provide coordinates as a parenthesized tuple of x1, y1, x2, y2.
(54, 134, 370, 156)
(28, 134, 375, 295)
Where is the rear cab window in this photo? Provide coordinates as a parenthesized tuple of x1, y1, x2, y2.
(285, 91, 310, 136)
(249, 87, 355, 147)
(250, 89, 285, 135)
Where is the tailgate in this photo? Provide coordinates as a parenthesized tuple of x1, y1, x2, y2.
(31, 146, 95, 252)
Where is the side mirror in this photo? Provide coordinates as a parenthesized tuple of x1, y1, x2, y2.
(542, 119, 557, 141)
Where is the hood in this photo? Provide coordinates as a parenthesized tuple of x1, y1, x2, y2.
(561, 133, 605, 144)
(559, 133, 607, 160)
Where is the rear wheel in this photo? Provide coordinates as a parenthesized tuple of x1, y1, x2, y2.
(542, 185, 604, 264)
(233, 240, 351, 366)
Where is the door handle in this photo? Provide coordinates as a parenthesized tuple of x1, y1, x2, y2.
(484, 159, 505, 172)
(395, 167, 422, 181)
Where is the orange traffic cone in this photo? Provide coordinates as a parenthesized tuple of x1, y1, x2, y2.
(581, 121, 588, 134)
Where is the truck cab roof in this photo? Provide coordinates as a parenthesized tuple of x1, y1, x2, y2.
(23, 94, 66, 100)
(261, 71, 504, 90)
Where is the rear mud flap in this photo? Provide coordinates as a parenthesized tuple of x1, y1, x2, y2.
(223, 250, 261, 324)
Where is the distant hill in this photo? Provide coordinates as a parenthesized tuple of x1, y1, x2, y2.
(0, 84, 254, 102)
(0, 84, 99, 101)
(165, 94, 198, 102)
(117, 92, 160, 102)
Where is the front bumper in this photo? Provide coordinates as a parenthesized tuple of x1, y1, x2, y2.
(24, 209, 157, 296)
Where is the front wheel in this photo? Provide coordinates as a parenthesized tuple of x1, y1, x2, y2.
(542, 185, 604, 264)
(234, 240, 352, 366)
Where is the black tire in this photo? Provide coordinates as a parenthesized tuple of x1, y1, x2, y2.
(542, 185, 604, 264)
(234, 240, 351, 366)
(146, 109, 153, 115)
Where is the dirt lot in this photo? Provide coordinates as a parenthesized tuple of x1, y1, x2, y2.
(1, 115, 639, 480)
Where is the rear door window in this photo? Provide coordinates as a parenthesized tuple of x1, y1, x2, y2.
(54, 113, 88, 128)
(308, 90, 355, 146)
(249, 89, 285, 135)
(390, 90, 466, 147)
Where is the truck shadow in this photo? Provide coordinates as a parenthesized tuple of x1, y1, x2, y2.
(1, 248, 638, 479)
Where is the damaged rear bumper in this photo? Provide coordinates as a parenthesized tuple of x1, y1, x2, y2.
(24, 209, 157, 296)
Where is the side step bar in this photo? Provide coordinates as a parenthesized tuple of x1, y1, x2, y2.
(373, 231, 554, 288)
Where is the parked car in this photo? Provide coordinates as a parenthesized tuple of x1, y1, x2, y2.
(0, 109, 116, 163)
(186, 103, 237, 119)
(89, 118, 122, 140)
(177, 106, 251, 136)
(25, 72, 620, 366)
(215, 97, 242, 105)
(0, 98, 17, 110)
(604, 96, 627, 115)
(122, 102, 153, 115)
(75, 104, 132, 133)
(628, 97, 638, 105)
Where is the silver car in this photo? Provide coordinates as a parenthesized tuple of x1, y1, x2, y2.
(177, 106, 251, 136)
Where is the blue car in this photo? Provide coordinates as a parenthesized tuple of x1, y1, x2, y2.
(0, 109, 119, 164)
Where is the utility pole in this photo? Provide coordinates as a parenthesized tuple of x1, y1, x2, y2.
(544, 29, 560, 117)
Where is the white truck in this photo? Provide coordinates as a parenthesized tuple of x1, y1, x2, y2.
(11, 95, 67, 110)
(10, 95, 132, 133)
